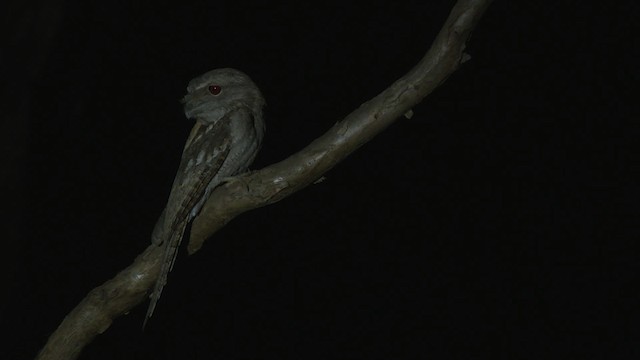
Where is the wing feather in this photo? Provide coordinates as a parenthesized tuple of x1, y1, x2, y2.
(145, 119, 231, 324)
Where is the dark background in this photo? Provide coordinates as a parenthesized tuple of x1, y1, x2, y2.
(2, 1, 637, 359)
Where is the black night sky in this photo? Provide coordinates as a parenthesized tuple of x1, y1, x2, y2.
(2, 1, 638, 359)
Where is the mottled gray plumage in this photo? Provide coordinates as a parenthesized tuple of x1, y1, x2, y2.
(146, 68, 265, 324)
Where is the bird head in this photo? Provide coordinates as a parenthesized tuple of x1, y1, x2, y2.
(181, 68, 265, 125)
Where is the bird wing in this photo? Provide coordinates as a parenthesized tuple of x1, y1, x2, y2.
(145, 119, 231, 324)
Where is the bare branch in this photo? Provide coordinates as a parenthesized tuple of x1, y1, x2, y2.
(189, 0, 492, 253)
(36, 247, 162, 360)
(36, 1, 492, 359)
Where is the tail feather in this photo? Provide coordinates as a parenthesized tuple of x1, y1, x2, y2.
(144, 221, 187, 327)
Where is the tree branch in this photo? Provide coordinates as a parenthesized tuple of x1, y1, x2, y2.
(36, 1, 493, 359)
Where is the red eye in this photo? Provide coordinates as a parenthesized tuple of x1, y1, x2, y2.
(208, 85, 222, 95)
